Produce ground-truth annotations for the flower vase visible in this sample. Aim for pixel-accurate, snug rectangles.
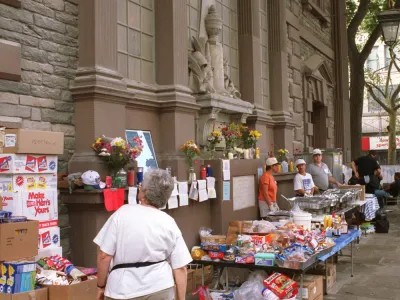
[209,144,216,159]
[249,148,255,159]
[113,168,127,188]
[188,167,196,184]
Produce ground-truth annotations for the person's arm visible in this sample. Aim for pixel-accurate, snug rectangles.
[262,184,272,207]
[173,266,188,300]
[351,161,359,178]
[97,249,113,288]
[309,176,317,195]
[329,176,342,187]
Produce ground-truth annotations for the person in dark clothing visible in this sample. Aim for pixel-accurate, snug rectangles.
[351,150,381,186]
[348,171,359,185]
[385,172,400,197]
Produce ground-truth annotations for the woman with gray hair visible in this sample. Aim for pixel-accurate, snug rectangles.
[94,169,192,300]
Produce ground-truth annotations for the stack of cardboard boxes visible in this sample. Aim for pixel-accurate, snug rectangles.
[0,129,63,258]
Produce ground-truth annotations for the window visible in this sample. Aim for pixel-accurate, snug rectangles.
[117,0,155,84]
[187,0,201,50]
[367,46,379,71]
[366,84,399,113]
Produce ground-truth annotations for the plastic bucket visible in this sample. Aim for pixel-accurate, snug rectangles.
[293,211,312,230]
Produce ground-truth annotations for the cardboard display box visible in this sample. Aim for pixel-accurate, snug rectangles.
[340,185,365,200]
[307,264,336,294]
[2,191,58,229]
[0,174,57,193]
[0,220,39,262]
[45,278,97,300]
[38,227,60,249]
[3,129,64,155]
[296,275,323,300]
[192,266,213,290]
[0,287,48,300]
[0,154,58,174]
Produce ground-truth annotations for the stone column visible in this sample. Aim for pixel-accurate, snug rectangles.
[267,0,295,152]
[155,0,199,177]
[69,0,128,176]
[333,0,351,161]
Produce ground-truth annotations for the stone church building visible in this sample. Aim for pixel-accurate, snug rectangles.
[0,0,350,262]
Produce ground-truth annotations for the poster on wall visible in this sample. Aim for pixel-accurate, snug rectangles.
[125,130,158,173]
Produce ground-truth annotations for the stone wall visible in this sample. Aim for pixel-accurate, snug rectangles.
[0,0,78,173]
[286,0,335,151]
[0,0,78,259]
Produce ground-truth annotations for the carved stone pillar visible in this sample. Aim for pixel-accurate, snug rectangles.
[333,0,351,161]
[267,0,295,151]
[69,0,128,176]
[238,0,262,109]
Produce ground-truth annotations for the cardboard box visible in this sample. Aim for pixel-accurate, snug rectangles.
[307,264,336,294]
[0,155,58,174]
[0,287,48,300]
[186,269,195,293]
[5,191,58,229]
[3,129,64,155]
[340,185,365,200]
[35,246,63,261]
[0,221,39,262]
[0,174,57,193]
[38,227,60,249]
[192,265,213,290]
[46,278,97,300]
[296,275,323,300]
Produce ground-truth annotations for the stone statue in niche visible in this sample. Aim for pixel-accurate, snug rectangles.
[188,37,215,94]
[224,56,241,99]
[188,4,240,98]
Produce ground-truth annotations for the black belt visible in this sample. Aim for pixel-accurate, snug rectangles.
[110,260,166,273]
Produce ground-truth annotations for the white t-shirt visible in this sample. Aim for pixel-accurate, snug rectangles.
[93,204,193,299]
[294,173,315,194]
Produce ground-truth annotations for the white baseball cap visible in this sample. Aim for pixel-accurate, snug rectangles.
[266,157,279,166]
[82,170,106,189]
[312,149,322,155]
[295,159,306,167]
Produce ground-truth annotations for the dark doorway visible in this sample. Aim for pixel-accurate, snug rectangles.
[311,102,327,148]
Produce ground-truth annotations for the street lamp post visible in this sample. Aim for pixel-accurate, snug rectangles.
[377,0,400,47]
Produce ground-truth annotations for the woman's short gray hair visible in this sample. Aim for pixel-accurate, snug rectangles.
[142,169,174,208]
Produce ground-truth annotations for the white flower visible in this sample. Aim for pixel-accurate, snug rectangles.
[111,137,126,147]
[234,147,244,154]
[100,148,108,152]
[99,152,111,156]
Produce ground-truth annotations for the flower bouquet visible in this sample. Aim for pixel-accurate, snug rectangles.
[221,122,241,156]
[277,148,289,162]
[240,126,262,149]
[92,136,144,176]
[181,140,200,168]
[206,130,223,158]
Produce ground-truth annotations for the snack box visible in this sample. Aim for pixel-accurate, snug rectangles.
[263,273,298,299]
[0,155,57,174]
[0,174,57,193]
[0,261,36,294]
[200,243,227,252]
[254,253,275,267]
[38,227,60,249]
[3,191,58,229]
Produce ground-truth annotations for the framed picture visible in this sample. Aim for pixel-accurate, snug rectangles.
[125,130,158,173]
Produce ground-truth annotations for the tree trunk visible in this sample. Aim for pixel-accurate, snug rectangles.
[349,62,365,160]
[388,110,397,165]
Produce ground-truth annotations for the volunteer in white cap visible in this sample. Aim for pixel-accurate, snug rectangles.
[307,149,342,193]
[258,157,280,217]
[294,159,317,196]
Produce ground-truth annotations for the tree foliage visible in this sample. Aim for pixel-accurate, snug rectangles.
[347,0,387,34]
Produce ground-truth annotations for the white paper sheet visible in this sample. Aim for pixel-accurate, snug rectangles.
[128,187,138,205]
[197,179,208,202]
[178,182,189,206]
[189,182,198,200]
[222,159,231,180]
[223,170,231,181]
[171,182,178,196]
[206,177,216,199]
[168,195,178,209]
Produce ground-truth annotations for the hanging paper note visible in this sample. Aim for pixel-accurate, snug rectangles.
[168,195,178,209]
[257,168,263,181]
[222,159,231,180]
[178,182,189,206]
[206,177,216,199]
[128,187,138,205]
[223,181,230,201]
[171,182,178,196]
[189,182,198,200]
[198,180,208,202]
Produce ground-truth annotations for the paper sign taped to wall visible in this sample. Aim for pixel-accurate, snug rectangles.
[223,181,230,201]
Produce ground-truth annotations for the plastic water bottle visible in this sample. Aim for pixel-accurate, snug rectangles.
[281,160,288,173]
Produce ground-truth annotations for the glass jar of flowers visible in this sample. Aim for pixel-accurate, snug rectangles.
[180,140,200,183]
[240,126,262,159]
[221,122,241,158]
[206,130,223,159]
[92,135,143,187]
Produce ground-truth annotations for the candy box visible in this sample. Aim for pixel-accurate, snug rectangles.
[263,273,298,299]
[38,227,60,249]
[0,263,7,294]
[254,253,275,266]
[3,261,36,294]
